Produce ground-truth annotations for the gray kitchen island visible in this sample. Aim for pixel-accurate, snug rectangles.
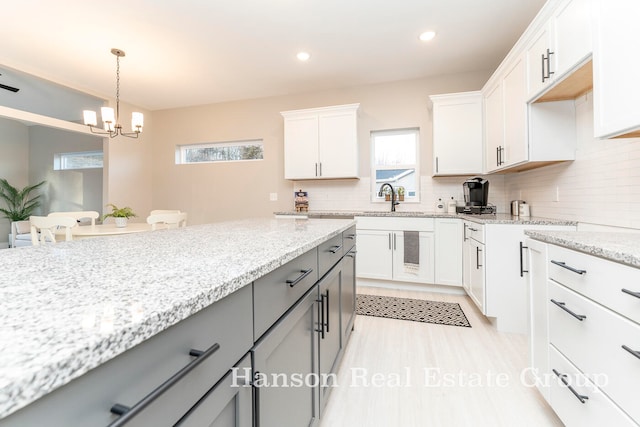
[0,217,356,427]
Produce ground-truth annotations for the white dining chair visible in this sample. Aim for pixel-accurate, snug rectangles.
[48,211,100,226]
[146,212,188,230]
[30,215,78,245]
[149,209,181,215]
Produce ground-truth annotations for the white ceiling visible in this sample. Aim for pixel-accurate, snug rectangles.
[0,0,546,112]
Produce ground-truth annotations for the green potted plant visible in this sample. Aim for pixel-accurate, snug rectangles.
[103,204,136,228]
[396,186,405,201]
[382,186,392,201]
[0,178,46,221]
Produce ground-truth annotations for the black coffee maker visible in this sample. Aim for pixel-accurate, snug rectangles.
[457,177,494,214]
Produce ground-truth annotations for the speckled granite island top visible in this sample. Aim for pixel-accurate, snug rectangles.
[526,230,640,269]
[0,217,354,419]
[275,210,576,226]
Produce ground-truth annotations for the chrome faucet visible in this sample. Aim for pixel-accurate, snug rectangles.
[378,183,400,212]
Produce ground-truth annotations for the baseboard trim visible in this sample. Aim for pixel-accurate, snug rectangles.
[356,278,466,295]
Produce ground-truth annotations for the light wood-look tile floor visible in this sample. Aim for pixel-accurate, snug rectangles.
[319,286,563,427]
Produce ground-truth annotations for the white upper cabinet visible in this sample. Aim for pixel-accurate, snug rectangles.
[282,104,359,180]
[482,0,584,173]
[484,81,504,172]
[592,0,640,138]
[502,55,529,167]
[526,24,554,100]
[430,91,483,176]
[484,53,528,173]
[551,0,592,78]
[526,0,592,102]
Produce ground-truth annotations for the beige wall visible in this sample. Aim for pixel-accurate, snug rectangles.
[103,100,154,223]
[0,117,29,245]
[152,70,492,224]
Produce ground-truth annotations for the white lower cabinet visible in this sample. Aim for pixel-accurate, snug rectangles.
[355,229,393,280]
[464,222,575,334]
[468,237,485,312]
[434,218,463,286]
[526,238,551,402]
[548,345,637,427]
[528,239,640,426]
[355,217,435,285]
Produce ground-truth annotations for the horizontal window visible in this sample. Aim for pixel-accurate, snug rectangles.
[54,151,103,170]
[176,140,264,164]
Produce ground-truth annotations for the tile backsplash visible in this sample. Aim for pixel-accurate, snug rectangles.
[504,93,640,230]
[293,175,507,213]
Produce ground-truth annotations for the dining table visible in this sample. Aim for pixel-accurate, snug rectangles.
[66,222,166,239]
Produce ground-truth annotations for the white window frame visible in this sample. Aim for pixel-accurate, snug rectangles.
[54,150,104,170]
[176,139,264,164]
[370,128,420,203]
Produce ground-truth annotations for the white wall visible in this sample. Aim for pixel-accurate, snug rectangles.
[504,92,640,229]
[0,117,29,245]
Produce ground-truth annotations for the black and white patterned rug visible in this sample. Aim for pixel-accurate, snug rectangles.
[356,294,471,328]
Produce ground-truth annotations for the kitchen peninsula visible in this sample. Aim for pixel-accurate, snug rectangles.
[0,217,356,426]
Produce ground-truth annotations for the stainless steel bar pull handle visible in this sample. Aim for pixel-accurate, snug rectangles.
[324,290,330,333]
[622,288,640,299]
[286,269,313,287]
[253,370,262,427]
[109,342,221,426]
[552,369,589,404]
[551,299,586,321]
[345,234,356,240]
[329,244,343,254]
[519,242,529,277]
[316,295,325,339]
[622,345,640,360]
[551,260,586,275]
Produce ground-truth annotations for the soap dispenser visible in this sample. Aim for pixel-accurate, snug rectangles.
[435,198,446,213]
[447,197,457,214]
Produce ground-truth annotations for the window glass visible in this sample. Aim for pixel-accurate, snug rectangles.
[54,151,103,170]
[177,140,264,164]
[371,129,419,201]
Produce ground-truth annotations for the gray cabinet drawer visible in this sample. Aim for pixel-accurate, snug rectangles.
[176,354,252,427]
[253,248,319,340]
[343,225,356,253]
[0,285,253,427]
[318,234,343,278]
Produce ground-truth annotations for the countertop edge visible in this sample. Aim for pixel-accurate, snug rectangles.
[274,211,577,226]
[525,230,640,269]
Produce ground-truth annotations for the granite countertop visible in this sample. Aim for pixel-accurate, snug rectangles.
[275,210,576,226]
[0,217,354,419]
[525,230,640,268]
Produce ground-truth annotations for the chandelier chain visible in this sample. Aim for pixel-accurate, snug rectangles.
[115,54,120,126]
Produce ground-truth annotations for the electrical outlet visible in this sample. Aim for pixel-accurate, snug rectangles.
[269,192,278,201]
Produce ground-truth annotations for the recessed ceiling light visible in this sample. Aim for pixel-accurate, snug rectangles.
[297,51,311,62]
[419,31,436,42]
